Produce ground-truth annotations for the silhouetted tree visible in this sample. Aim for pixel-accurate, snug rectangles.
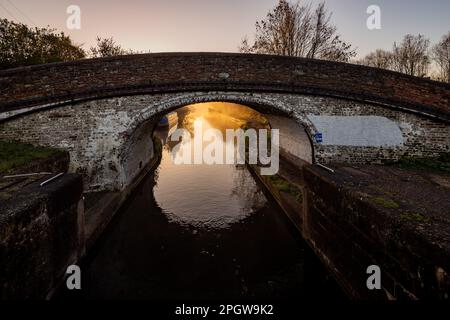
[239,0,356,62]
[0,19,85,69]
[392,34,430,77]
[89,37,134,57]
[358,49,393,70]
[432,31,450,83]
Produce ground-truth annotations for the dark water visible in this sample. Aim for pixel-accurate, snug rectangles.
[63,103,343,300]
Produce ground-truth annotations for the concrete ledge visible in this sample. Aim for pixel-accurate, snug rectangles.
[0,174,83,299]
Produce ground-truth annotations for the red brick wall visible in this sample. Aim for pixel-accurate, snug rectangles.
[1,53,449,121]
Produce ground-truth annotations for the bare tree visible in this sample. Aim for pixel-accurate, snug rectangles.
[238,36,253,53]
[239,0,355,62]
[358,49,393,70]
[90,37,133,58]
[432,31,450,83]
[391,34,430,77]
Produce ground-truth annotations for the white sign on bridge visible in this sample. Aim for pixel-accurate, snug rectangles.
[307,115,404,147]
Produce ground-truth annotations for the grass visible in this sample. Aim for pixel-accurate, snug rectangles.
[372,196,400,209]
[388,153,450,174]
[0,140,61,174]
[268,174,302,202]
[400,212,429,223]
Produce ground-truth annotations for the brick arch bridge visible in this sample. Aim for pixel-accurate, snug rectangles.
[0,53,449,191]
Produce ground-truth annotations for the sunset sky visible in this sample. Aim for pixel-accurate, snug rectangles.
[0,0,449,58]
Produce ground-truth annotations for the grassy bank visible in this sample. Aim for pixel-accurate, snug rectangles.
[268,174,302,202]
[388,153,450,174]
[0,140,62,174]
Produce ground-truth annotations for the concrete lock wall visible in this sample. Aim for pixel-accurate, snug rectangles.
[301,165,450,299]
[0,174,84,299]
[0,91,449,191]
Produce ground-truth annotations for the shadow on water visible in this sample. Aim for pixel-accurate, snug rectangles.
[60,103,344,300]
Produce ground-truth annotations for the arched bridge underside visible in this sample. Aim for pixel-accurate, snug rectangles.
[0,53,449,191]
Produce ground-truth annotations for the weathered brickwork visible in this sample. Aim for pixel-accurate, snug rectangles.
[0,91,449,191]
[0,53,449,121]
[302,165,450,299]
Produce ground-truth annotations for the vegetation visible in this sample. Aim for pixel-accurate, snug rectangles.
[240,0,355,62]
[432,32,450,83]
[241,1,448,82]
[358,34,430,77]
[359,49,393,70]
[372,197,400,209]
[388,153,450,174]
[0,140,61,173]
[0,19,140,69]
[89,37,136,58]
[392,34,431,77]
[268,174,302,202]
[358,32,450,82]
[0,18,85,69]
[400,212,429,223]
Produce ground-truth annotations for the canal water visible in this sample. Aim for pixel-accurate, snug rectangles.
[66,103,343,300]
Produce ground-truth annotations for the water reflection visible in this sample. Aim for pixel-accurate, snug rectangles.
[154,103,267,229]
[68,102,343,300]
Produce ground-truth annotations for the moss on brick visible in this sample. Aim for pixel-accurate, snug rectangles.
[400,211,429,223]
[388,153,450,174]
[372,196,400,209]
[268,174,302,202]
